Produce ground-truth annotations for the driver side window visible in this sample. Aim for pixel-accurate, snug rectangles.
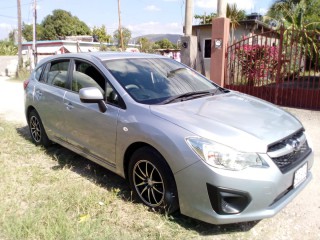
[71,61,105,95]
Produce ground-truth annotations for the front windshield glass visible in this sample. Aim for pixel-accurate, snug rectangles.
[104,58,218,104]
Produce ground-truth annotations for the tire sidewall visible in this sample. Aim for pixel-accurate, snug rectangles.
[128,147,179,214]
[28,110,50,147]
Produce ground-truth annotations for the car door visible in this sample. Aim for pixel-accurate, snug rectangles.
[34,59,71,140]
[62,59,119,165]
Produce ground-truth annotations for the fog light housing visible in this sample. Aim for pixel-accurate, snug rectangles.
[207,184,251,215]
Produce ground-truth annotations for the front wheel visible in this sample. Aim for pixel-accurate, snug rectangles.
[128,147,179,214]
[28,110,51,147]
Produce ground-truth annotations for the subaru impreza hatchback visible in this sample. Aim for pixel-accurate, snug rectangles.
[24,52,313,224]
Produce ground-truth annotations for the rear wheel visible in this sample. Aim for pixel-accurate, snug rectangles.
[28,110,51,147]
[128,147,179,214]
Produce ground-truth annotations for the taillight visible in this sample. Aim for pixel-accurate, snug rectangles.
[23,79,30,90]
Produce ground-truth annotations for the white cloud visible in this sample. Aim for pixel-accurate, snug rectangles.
[144,5,161,12]
[127,21,183,37]
[0,23,14,40]
[195,0,255,12]
[258,8,268,15]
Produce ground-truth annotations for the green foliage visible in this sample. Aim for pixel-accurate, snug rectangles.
[8,31,15,43]
[0,41,17,55]
[92,25,112,43]
[138,37,153,52]
[194,12,217,24]
[194,3,245,26]
[22,23,44,41]
[113,27,132,48]
[267,0,320,30]
[266,0,320,65]
[155,38,173,49]
[41,9,91,40]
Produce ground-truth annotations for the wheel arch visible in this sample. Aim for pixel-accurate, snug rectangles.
[123,142,174,182]
[26,106,37,124]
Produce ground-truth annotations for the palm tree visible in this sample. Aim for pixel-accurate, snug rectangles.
[267,0,320,72]
[226,3,246,44]
[267,0,320,30]
[194,3,245,44]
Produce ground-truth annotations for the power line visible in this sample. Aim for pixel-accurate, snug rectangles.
[0,0,43,10]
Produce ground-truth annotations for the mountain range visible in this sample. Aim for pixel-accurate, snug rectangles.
[130,34,182,44]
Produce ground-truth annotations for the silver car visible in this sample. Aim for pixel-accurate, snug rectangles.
[24,52,313,225]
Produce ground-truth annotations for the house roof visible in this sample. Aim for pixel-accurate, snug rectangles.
[192,19,273,32]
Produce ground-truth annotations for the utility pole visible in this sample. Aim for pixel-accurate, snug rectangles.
[17,0,22,72]
[181,0,196,68]
[184,0,193,36]
[117,0,124,51]
[32,0,37,66]
[217,0,227,17]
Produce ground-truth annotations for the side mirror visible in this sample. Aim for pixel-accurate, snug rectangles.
[79,87,107,113]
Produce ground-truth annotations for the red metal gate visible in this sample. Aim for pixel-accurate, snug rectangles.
[225,27,320,110]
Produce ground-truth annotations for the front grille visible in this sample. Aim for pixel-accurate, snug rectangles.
[268,131,303,152]
[267,131,311,173]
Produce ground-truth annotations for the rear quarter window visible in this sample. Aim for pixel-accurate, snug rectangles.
[33,65,44,81]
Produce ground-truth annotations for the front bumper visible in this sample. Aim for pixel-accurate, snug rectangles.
[174,150,313,225]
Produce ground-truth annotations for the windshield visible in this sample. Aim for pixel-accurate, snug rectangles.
[104,58,219,104]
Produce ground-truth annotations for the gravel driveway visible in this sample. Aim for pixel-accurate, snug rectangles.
[0,76,319,239]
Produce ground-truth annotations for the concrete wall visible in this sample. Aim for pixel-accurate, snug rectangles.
[0,56,19,76]
[0,55,51,77]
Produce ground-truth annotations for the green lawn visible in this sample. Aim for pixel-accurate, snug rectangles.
[0,118,255,240]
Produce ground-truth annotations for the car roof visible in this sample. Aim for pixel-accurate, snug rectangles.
[36,52,167,67]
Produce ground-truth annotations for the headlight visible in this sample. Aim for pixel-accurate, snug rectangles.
[186,137,265,171]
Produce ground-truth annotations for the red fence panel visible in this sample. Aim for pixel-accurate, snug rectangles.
[225,27,320,110]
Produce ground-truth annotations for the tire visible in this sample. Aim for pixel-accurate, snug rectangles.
[128,146,179,214]
[28,110,51,147]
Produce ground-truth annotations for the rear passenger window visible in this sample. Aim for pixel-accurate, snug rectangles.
[71,61,105,94]
[46,60,70,89]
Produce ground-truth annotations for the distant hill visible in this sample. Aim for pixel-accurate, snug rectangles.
[131,34,182,44]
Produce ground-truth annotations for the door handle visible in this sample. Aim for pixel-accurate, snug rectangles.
[35,89,42,96]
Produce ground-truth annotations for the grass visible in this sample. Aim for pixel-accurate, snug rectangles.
[0,118,257,240]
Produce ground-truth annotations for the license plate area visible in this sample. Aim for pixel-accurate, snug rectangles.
[293,163,308,188]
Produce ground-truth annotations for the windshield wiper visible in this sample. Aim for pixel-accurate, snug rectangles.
[160,90,214,104]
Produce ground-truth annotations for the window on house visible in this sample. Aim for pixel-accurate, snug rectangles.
[204,39,212,58]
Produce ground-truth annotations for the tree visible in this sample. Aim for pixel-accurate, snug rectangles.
[8,30,15,43]
[194,3,246,42]
[194,12,217,24]
[155,38,173,49]
[41,9,91,40]
[267,0,320,30]
[138,37,153,52]
[22,23,44,41]
[267,0,320,70]
[92,25,112,43]
[0,41,17,55]
[227,4,246,43]
[113,27,131,48]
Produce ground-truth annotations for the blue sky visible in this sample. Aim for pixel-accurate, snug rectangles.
[0,0,274,40]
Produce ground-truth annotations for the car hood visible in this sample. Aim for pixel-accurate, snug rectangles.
[150,92,302,153]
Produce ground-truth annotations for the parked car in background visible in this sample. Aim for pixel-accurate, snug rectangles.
[24,52,313,224]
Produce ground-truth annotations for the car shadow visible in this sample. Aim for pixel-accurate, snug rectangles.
[16,125,259,235]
